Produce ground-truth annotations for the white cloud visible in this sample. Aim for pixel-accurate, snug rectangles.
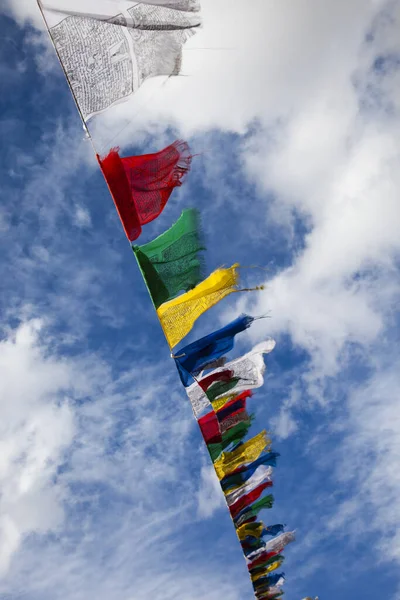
[0,320,75,574]
[329,363,400,563]
[235,1,400,388]
[74,205,91,228]
[0,320,250,599]
[272,406,298,440]
[197,464,225,519]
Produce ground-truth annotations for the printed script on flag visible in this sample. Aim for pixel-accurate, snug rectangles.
[41,0,200,120]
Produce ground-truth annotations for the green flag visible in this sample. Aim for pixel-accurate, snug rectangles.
[133,208,205,309]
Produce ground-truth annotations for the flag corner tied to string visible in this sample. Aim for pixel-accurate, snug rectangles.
[98,140,192,241]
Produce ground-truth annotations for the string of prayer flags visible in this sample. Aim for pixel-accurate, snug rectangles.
[40,1,201,121]
[133,208,205,307]
[38,0,296,593]
[98,141,192,241]
[157,264,242,349]
[174,314,255,386]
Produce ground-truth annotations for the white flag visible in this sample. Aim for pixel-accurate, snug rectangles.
[225,466,273,506]
[186,339,276,418]
[40,0,201,120]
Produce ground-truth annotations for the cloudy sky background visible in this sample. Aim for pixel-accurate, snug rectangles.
[1,0,400,598]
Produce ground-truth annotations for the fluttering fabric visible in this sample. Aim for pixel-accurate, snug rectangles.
[253,573,285,589]
[198,369,233,391]
[264,532,296,554]
[212,393,236,412]
[225,466,273,507]
[248,550,282,570]
[210,389,253,417]
[220,409,252,434]
[229,482,272,518]
[251,558,284,581]
[220,452,280,492]
[42,1,201,121]
[174,314,255,386]
[249,554,284,574]
[262,524,285,537]
[246,532,296,562]
[256,586,284,600]
[220,419,252,448]
[199,404,252,447]
[99,141,191,241]
[214,430,270,480]
[212,340,276,397]
[157,264,241,349]
[255,587,284,600]
[237,521,265,542]
[198,410,221,444]
[133,208,205,306]
[216,392,249,422]
[184,340,275,417]
[205,378,240,401]
[239,523,284,545]
[40,0,293,594]
[234,494,275,527]
[207,421,252,462]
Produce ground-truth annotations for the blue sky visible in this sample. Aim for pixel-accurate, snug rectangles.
[1,1,400,599]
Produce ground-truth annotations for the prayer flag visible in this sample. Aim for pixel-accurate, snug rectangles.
[99,141,191,241]
[185,340,275,417]
[220,452,280,492]
[234,495,275,527]
[229,482,273,519]
[226,466,273,507]
[213,430,270,480]
[40,0,201,120]
[133,208,204,306]
[174,314,255,386]
[157,264,240,349]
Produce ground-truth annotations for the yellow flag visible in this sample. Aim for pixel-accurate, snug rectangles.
[214,430,270,480]
[156,264,240,349]
[212,394,235,411]
[250,560,282,582]
[236,522,264,541]
[265,560,282,573]
[251,568,270,582]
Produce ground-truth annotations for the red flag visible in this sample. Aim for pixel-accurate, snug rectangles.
[229,482,273,519]
[98,140,192,241]
[199,370,234,392]
[247,550,282,571]
[198,411,221,444]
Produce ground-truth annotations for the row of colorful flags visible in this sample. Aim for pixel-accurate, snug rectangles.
[38,1,295,597]
[133,199,295,598]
